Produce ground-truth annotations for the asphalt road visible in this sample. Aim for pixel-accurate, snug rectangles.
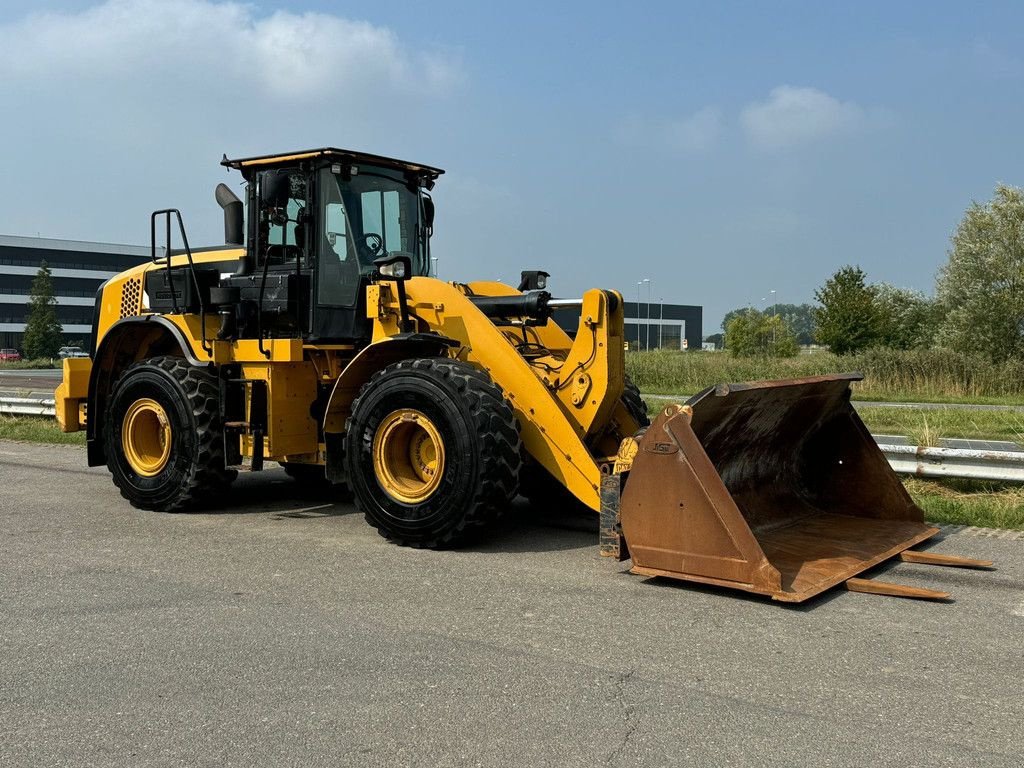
[2,441,1023,768]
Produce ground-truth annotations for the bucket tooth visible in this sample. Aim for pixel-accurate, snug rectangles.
[618,374,945,603]
[845,577,951,601]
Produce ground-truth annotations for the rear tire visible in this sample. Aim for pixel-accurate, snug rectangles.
[345,358,521,548]
[104,356,235,511]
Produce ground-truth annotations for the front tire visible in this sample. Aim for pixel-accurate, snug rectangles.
[105,356,235,511]
[621,375,651,430]
[345,358,521,548]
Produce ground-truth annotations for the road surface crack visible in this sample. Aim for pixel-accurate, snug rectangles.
[605,667,639,766]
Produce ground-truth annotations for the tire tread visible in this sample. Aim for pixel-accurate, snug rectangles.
[348,358,522,548]
[107,356,234,511]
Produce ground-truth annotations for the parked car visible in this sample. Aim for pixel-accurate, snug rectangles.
[0,348,22,362]
[58,346,89,359]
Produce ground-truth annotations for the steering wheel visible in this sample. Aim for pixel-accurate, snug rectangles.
[360,232,385,258]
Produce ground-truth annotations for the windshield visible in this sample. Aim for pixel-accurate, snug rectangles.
[318,166,426,307]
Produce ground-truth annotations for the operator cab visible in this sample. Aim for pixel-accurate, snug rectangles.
[219,148,442,343]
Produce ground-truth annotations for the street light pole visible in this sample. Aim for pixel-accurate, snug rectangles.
[770,289,777,344]
[636,281,642,349]
[644,278,651,351]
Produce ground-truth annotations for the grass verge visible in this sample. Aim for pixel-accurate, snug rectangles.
[903,477,1024,530]
[855,407,1024,445]
[0,416,85,445]
[626,348,1024,404]
[644,399,1024,444]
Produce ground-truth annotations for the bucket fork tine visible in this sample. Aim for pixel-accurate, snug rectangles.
[845,578,951,601]
[899,550,994,569]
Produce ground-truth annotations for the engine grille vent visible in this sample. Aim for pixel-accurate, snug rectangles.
[120,278,142,318]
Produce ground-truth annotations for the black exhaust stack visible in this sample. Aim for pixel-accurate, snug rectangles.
[215,183,244,246]
[215,183,250,278]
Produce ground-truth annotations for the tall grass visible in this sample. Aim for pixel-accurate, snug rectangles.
[627,348,1024,402]
[855,406,1024,445]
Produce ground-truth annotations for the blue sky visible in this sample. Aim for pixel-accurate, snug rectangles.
[0,1,1021,330]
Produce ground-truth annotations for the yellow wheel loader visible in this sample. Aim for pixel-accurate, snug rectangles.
[55,148,991,601]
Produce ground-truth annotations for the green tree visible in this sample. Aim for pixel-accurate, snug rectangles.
[814,266,882,355]
[22,261,63,359]
[875,283,936,350]
[721,302,816,345]
[773,303,816,346]
[721,307,748,334]
[936,184,1024,362]
[725,309,798,357]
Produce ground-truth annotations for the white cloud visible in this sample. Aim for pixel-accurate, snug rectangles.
[0,0,459,99]
[740,86,866,150]
[617,106,722,154]
[0,1,463,243]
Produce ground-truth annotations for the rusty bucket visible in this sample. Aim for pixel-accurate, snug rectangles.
[617,374,940,602]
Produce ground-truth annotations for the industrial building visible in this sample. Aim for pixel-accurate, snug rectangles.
[555,300,702,351]
[0,233,702,354]
[0,234,153,351]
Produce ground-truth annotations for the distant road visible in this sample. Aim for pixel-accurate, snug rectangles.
[0,368,60,378]
[0,369,61,395]
[642,392,1024,412]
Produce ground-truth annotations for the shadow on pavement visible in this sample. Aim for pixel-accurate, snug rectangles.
[187,473,600,553]
[189,467,356,519]
[465,498,599,554]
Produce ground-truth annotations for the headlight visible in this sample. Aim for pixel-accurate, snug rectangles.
[379,262,406,279]
[518,270,550,291]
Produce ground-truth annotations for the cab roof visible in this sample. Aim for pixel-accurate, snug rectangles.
[220,148,444,180]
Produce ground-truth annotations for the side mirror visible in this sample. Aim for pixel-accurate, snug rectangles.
[422,197,435,231]
[260,169,291,208]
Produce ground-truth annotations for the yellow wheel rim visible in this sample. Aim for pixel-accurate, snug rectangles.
[372,409,445,504]
[121,397,172,477]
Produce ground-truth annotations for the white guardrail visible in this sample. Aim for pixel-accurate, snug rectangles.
[878,443,1024,483]
[2,395,1024,483]
[1,395,56,417]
